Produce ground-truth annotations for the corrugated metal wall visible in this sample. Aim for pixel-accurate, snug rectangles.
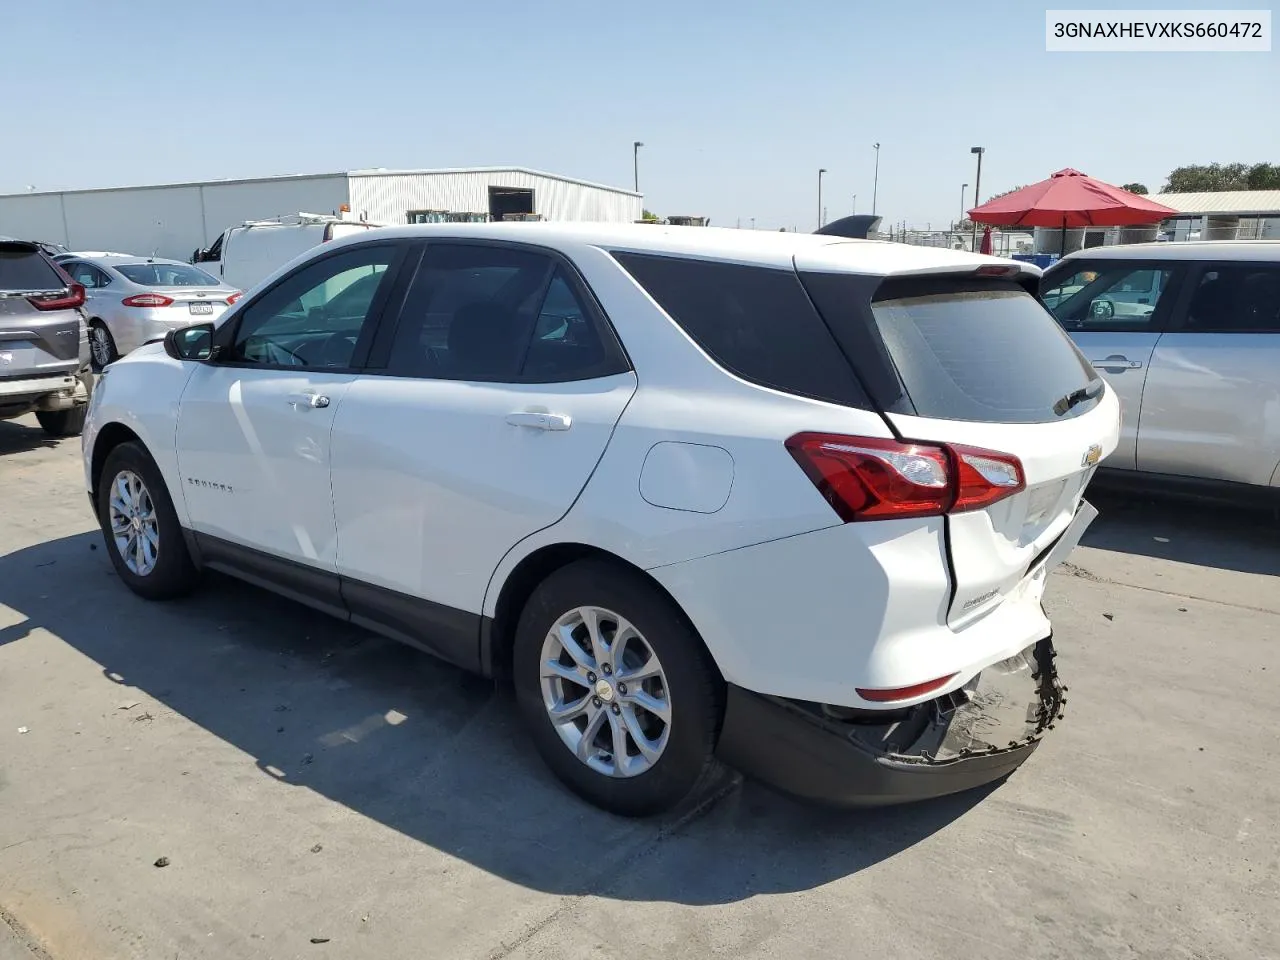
[0,176,350,261]
[348,171,642,226]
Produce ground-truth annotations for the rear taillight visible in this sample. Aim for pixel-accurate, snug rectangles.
[226,291,243,305]
[122,294,175,308]
[27,282,86,311]
[785,432,1024,521]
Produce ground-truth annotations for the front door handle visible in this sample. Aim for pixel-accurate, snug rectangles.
[506,411,572,431]
[287,392,330,409]
[1091,355,1143,371]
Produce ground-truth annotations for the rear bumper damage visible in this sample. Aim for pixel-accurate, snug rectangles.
[716,637,1064,807]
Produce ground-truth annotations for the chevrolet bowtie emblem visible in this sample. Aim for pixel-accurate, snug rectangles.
[1082,444,1102,468]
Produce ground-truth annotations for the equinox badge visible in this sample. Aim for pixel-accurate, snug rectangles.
[1082,444,1102,468]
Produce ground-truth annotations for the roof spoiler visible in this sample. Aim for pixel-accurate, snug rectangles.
[815,215,882,240]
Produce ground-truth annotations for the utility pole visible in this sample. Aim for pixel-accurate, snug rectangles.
[817,168,827,229]
[871,143,880,215]
[970,147,985,251]
[633,141,644,194]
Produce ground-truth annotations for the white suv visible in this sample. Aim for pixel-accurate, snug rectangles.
[82,224,1118,816]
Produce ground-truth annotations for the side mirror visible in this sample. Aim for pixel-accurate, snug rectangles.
[1090,299,1115,322]
[164,322,215,361]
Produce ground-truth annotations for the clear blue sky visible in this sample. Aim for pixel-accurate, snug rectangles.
[2,0,1275,229]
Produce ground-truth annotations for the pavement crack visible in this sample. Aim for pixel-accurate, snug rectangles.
[1055,564,1280,616]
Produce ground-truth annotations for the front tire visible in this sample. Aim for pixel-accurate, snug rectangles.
[96,442,200,600]
[513,560,723,817]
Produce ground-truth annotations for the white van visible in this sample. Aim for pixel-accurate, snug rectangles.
[192,213,378,292]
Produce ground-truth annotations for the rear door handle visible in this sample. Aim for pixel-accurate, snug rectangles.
[1091,355,1143,371]
[286,392,330,409]
[505,411,572,431]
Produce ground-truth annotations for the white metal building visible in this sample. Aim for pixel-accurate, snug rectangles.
[0,168,643,262]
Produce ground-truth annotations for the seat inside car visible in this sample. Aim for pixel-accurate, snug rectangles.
[446,301,528,379]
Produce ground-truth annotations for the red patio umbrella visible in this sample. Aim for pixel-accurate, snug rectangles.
[967,168,1177,255]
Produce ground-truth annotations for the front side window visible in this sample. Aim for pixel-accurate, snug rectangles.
[1184,265,1280,333]
[229,246,395,368]
[384,244,623,383]
[1041,262,1174,331]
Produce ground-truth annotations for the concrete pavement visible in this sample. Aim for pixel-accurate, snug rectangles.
[1,415,1276,959]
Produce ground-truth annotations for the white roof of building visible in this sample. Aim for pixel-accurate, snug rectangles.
[1147,191,1280,216]
[0,167,639,200]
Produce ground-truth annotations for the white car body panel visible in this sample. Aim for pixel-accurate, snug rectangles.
[82,343,196,524]
[330,372,638,613]
[175,365,358,568]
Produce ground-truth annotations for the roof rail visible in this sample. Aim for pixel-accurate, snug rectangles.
[240,212,344,228]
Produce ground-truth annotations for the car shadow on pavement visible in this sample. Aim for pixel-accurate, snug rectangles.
[0,421,59,457]
[0,531,990,906]
[1082,490,1280,578]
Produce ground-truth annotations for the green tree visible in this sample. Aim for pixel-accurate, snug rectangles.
[1121,182,1149,195]
[1164,163,1252,192]
[641,209,659,222]
[1246,163,1280,189]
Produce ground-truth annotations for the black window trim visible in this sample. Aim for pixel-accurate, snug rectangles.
[1164,259,1280,335]
[1039,258,1187,335]
[208,239,412,373]
[360,237,633,384]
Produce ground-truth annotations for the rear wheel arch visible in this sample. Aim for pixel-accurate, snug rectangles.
[486,543,724,691]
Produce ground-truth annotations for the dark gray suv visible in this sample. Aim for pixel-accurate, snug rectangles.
[0,238,94,436]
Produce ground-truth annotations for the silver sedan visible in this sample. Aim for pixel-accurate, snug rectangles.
[59,255,241,369]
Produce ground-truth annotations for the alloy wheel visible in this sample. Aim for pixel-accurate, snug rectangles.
[539,605,672,778]
[107,469,159,576]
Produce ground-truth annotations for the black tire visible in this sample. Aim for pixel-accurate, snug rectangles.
[35,405,87,437]
[89,321,118,371]
[513,559,723,817]
[96,441,200,600]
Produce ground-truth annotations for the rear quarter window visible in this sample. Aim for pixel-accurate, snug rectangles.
[866,278,1100,423]
[0,246,64,292]
[612,252,870,408]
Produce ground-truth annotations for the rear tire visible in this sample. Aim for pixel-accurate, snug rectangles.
[96,441,200,600]
[36,405,87,437]
[513,560,723,817]
[89,321,118,371]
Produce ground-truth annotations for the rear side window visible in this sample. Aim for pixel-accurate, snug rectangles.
[612,253,869,408]
[866,278,1099,423]
[0,246,64,292]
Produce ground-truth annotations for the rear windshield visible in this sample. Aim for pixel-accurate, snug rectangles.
[0,246,64,292]
[612,252,870,408]
[865,278,1099,423]
[116,263,219,287]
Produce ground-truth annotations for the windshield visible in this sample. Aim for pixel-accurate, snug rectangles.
[116,263,220,287]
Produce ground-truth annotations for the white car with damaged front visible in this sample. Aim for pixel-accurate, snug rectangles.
[83,223,1118,816]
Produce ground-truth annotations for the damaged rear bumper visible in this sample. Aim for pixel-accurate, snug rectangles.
[716,637,1064,807]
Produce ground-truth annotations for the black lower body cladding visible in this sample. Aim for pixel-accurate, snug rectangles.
[716,638,1064,807]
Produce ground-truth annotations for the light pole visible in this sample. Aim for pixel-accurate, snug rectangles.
[817,168,827,229]
[633,141,643,194]
[970,146,985,250]
[852,194,857,214]
[960,183,968,225]
[871,143,880,215]
[750,217,756,229]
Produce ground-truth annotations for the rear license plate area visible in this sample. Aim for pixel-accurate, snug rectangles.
[189,302,214,315]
